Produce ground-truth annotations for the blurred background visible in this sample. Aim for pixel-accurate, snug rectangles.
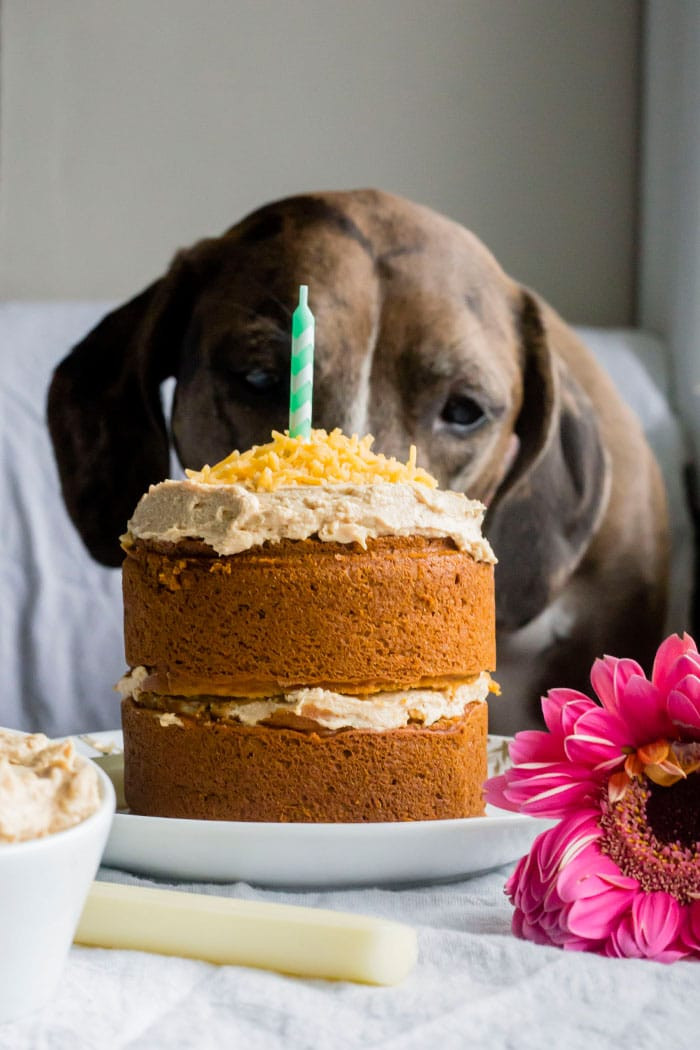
[1,0,641,324]
[1,0,699,731]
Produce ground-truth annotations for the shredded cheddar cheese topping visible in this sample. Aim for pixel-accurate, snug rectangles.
[185,429,438,491]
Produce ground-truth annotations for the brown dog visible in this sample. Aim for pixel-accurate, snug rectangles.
[47,189,669,733]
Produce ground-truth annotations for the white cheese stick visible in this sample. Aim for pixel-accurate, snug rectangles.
[75,881,418,986]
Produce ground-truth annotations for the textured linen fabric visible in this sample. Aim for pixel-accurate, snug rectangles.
[1,865,697,1049]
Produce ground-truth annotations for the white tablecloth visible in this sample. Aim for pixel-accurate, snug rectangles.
[2,864,698,1050]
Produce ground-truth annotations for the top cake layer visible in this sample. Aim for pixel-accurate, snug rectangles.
[121,430,497,696]
[125,429,496,561]
[122,534,496,695]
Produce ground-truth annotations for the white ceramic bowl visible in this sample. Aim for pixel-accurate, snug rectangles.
[0,759,115,1024]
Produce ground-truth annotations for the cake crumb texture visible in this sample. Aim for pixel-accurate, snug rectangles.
[123,536,496,695]
[122,697,488,822]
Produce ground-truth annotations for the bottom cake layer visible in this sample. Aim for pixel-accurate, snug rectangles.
[121,697,488,822]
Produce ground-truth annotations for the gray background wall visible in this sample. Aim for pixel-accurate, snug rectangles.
[0,0,641,325]
[639,2,700,477]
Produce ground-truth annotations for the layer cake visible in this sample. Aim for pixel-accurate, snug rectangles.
[118,430,497,822]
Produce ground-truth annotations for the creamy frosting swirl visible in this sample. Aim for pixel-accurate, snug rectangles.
[125,480,496,562]
[0,731,100,843]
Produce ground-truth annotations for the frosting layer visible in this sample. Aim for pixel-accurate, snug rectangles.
[125,480,496,562]
[118,668,492,732]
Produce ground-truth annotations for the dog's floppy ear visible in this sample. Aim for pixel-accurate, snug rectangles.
[485,291,611,630]
[47,251,204,567]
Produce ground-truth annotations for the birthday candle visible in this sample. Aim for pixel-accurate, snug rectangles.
[289,285,315,439]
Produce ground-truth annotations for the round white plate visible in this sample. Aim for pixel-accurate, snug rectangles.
[75,731,550,888]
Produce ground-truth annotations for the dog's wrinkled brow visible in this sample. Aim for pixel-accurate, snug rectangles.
[397,343,473,385]
[209,326,288,367]
[395,341,509,418]
[206,297,290,344]
[248,295,293,328]
[238,196,375,260]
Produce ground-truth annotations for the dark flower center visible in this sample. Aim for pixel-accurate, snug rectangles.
[599,772,700,905]
[646,772,700,849]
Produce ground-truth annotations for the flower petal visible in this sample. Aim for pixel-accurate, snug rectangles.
[516,914,556,947]
[503,765,598,818]
[607,914,640,958]
[541,689,597,738]
[561,934,604,952]
[606,929,686,963]
[590,656,617,709]
[607,771,631,804]
[591,656,646,716]
[643,759,686,787]
[607,893,684,961]
[482,773,515,811]
[652,633,699,694]
[636,739,669,765]
[557,846,637,903]
[571,705,628,745]
[564,707,628,770]
[564,730,624,770]
[667,675,700,736]
[509,817,587,890]
[616,675,672,744]
[505,853,529,901]
[566,883,637,941]
[538,811,602,879]
[633,892,682,956]
[509,730,565,765]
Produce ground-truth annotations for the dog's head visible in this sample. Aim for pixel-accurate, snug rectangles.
[47,189,609,631]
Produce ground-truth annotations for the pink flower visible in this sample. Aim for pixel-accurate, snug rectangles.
[484,633,700,961]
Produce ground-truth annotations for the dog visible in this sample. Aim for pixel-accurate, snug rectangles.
[47,189,670,733]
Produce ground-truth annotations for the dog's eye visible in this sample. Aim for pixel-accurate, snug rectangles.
[243,367,280,392]
[440,393,487,431]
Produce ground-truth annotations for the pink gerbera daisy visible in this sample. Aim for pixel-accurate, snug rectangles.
[484,633,700,961]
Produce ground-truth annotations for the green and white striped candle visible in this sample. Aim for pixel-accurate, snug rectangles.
[289,284,315,439]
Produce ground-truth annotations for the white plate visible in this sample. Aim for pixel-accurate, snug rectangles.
[75,731,550,889]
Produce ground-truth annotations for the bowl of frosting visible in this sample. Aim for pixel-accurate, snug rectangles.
[0,728,115,1024]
